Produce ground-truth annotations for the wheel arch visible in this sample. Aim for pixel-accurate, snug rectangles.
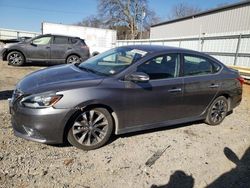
[62,103,119,143]
[5,49,26,61]
[219,93,232,111]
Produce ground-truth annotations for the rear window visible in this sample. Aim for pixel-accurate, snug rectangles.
[53,36,68,44]
[80,39,87,46]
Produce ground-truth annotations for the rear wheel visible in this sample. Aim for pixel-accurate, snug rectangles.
[205,96,228,125]
[67,108,113,150]
[66,55,80,64]
[7,51,25,66]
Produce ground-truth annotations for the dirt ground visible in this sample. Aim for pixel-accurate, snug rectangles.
[0,61,249,188]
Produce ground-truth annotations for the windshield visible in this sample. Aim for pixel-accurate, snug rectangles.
[78,47,148,76]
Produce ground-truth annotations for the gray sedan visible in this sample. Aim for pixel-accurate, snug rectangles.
[9,45,243,150]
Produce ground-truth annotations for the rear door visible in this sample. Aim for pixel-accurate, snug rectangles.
[182,53,222,117]
[50,36,69,62]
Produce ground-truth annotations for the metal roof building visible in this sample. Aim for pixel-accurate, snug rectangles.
[150,1,250,39]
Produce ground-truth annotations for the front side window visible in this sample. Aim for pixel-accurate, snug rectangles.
[32,37,51,45]
[183,55,218,76]
[53,36,68,44]
[137,54,180,80]
[78,47,148,76]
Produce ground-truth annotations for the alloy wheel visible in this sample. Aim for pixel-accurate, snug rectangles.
[210,99,227,124]
[72,110,109,146]
[8,53,23,65]
[67,55,80,64]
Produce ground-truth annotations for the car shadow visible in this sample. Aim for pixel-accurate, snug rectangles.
[54,120,204,148]
[151,170,195,188]
[0,90,13,100]
[22,61,58,67]
[107,120,204,145]
[206,146,250,188]
[150,146,250,188]
[47,142,73,148]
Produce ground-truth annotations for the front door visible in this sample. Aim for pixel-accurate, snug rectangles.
[121,53,186,129]
[26,36,52,61]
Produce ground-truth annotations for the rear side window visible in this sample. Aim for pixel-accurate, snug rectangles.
[69,38,78,44]
[183,55,220,76]
[53,36,68,44]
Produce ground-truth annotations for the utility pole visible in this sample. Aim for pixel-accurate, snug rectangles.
[140,9,146,39]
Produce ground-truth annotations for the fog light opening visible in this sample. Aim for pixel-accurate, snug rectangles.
[23,126,35,136]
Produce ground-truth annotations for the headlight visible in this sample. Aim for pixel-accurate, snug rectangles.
[20,94,62,108]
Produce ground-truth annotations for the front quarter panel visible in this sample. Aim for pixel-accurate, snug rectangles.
[53,78,127,132]
[7,43,27,57]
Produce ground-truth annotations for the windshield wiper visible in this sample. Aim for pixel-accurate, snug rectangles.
[77,66,108,76]
[77,66,90,72]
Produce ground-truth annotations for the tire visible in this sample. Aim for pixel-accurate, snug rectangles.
[66,55,81,64]
[205,96,228,126]
[7,51,25,66]
[67,108,114,150]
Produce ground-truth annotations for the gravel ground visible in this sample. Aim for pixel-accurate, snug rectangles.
[0,61,249,188]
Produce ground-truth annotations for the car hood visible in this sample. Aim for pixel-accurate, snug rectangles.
[16,64,104,94]
[3,41,24,48]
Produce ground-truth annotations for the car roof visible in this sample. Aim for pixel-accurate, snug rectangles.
[122,45,201,54]
[39,34,83,40]
[119,45,223,65]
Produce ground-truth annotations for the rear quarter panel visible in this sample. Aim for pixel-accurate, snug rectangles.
[216,68,242,110]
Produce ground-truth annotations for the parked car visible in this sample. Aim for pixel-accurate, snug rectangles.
[9,45,243,150]
[1,34,90,66]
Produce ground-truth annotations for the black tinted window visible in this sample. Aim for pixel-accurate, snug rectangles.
[69,38,78,44]
[53,37,68,44]
[137,54,180,80]
[183,55,218,76]
[80,39,86,46]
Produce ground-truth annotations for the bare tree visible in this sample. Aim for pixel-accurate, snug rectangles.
[98,0,159,39]
[168,3,202,19]
[76,15,106,28]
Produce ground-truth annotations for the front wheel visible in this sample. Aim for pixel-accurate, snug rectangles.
[67,108,113,150]
[66,55,81,64]
[7,51,25,66]
[205,96,228,126]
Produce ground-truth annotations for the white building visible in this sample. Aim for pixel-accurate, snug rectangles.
[150,1,250,39]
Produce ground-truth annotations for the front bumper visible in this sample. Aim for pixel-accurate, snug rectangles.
[9,100,74,144]
[0,48,7,60]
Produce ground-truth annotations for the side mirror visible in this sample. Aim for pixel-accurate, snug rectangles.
[125,72,150,82]
[30,42,37,46]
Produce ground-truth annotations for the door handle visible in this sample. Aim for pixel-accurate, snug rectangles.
[209,84,219,88]
[168,88,182,93]
[46,46,50,49]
